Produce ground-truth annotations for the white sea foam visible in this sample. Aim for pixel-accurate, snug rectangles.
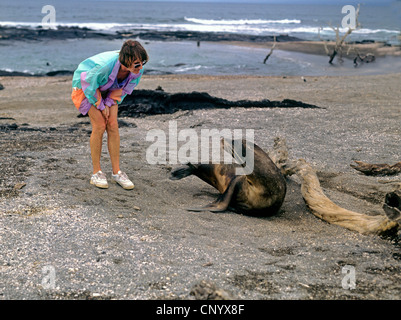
[184,17,301,25]
[0,21,43,28]
[175,65,202,72]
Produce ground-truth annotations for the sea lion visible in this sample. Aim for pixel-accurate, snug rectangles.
[170,139,286,216]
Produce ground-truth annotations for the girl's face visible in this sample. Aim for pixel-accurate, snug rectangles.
[121,60,143,74]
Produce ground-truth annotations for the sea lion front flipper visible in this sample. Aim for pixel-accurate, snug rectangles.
[186,176,241,213]
[170,163,197,180]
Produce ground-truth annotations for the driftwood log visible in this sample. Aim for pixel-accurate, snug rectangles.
[269,137,399,236]
[351,160,401,176]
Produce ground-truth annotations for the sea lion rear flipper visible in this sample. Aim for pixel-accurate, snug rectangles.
[187,176,240,213]
[187,199,228,213]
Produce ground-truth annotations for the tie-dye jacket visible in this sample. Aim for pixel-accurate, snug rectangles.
[71,50,143,115]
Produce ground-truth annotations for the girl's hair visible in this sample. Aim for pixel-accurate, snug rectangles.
[119,40,149,67]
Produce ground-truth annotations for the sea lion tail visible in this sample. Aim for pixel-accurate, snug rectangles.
[170,163,196,180]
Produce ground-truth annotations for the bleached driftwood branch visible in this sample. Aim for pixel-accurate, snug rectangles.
[318,28,330,56]
[269,137,399,235]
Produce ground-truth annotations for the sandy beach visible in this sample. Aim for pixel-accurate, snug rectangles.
[2,0,401,304]
[1,66,401,300]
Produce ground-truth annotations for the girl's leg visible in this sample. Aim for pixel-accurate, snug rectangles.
[106,104,120,175]
[88,106,107,174]
[105,104,134,190]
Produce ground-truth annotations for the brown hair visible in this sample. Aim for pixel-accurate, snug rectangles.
[119,40,149,67]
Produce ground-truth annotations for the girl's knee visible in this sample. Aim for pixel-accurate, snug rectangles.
[106,119,119,132]
[92,119,107,134]
[88,107,107,133]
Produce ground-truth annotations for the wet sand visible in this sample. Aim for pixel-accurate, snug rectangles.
[220,40,401,58]
[0,73,401,300]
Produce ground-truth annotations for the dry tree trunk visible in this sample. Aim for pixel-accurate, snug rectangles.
[328,24,354,64]
[269,137,399,235]
[319,4,361,64]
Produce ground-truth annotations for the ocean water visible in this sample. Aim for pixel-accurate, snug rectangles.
[0,0,400,76]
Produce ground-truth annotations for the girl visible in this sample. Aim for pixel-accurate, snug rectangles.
[72,40,148,189]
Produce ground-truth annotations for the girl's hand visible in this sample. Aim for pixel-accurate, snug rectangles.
[102,106,109,123]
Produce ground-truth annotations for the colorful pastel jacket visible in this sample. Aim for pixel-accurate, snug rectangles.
[71,50,143,115]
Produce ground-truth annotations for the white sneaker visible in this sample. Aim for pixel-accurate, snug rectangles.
[90,170,109,189]
[111,171,134,190]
